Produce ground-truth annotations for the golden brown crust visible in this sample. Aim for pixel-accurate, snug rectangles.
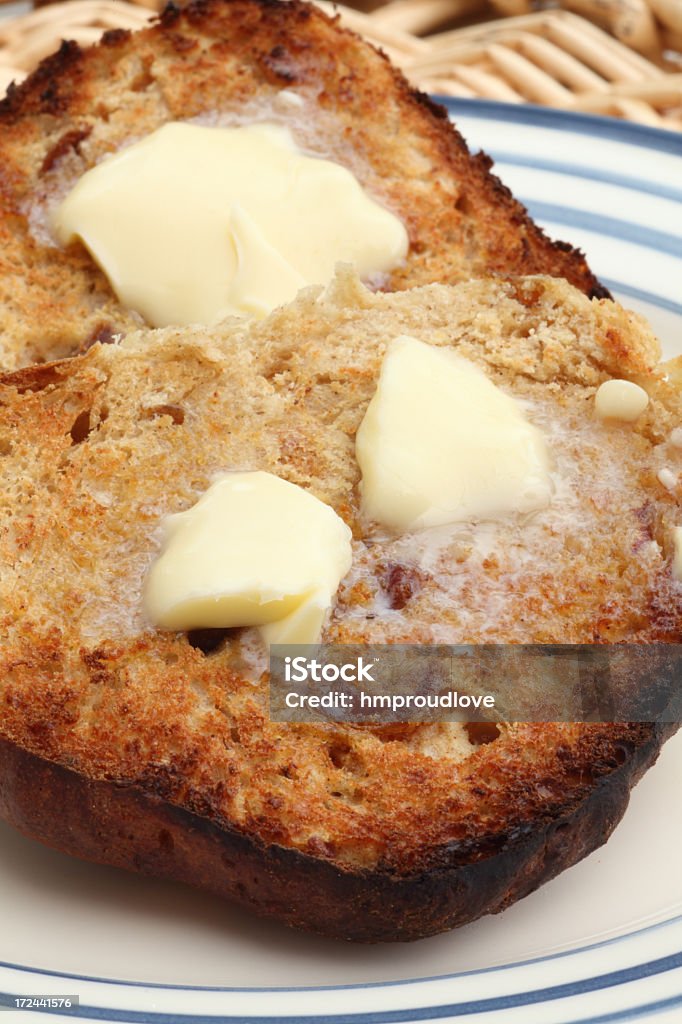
[0,724,673,942]
[0,0,606,369]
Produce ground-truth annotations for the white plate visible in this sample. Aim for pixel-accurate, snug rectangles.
[1,100,682,1024]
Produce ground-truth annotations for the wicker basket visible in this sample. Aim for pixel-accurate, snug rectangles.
[0,0,681,129]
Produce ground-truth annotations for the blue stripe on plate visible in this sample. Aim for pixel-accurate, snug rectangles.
[2,996,681,1024]
[600,280,682,317]
[568,992,682,1024]
[2,952,682,1022]
[487,153,682,206]
[517,200,682,258]
[439,99,682,157]
[2,912,682,993]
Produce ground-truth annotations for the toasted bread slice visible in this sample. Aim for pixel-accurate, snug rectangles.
[0,271,679,941]
[0,0,607,371]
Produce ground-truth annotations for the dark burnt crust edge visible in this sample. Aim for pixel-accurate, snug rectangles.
[0,724,674,943]
[0,0,609,301]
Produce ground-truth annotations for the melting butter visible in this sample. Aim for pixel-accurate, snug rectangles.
[356,335,553,532]
[51,122,408,327]
[143,472,352,645]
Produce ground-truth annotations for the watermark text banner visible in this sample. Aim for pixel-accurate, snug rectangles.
[269,644,682,723]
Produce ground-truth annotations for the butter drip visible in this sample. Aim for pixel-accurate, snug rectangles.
[51,122,408,328]
[594,379,649,422]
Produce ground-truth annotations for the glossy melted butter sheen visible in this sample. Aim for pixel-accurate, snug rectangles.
[356,336,553,532]
[51,122,408,327]
[143,472,352,645]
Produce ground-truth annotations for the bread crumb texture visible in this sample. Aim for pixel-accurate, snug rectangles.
[0,272,678,875]
[0,0,605,370]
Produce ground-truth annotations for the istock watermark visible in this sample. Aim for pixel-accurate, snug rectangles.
[269,644,682,724]
[283,655,377,683]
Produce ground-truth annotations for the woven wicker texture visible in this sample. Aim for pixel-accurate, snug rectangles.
[0,0,680,128]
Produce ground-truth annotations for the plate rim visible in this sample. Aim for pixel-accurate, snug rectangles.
[0,910,681,992]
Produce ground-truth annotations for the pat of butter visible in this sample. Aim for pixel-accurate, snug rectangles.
[51,121,408,328]
[672,527,682,582]
[356,335,553,532]
[144,472,352,644]
[595,379,649,422]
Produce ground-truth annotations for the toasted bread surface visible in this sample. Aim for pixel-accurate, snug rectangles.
[0,272,679,940]
[0,0,607,370]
